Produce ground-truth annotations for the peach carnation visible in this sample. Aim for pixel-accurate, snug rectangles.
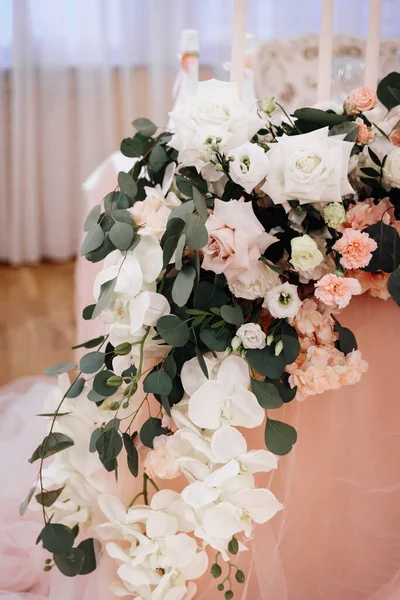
[314,273,362,309]
[355,117,374,144]
[333,228,377,269]
[346,86,377,114]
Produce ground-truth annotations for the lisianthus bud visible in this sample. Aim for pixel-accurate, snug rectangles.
[261,97,277,116]
[266,334,274,346]
[231,335,242,351]
[274,340,283,356]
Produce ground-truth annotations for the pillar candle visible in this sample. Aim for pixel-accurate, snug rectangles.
[364,0,382,89]
[317,0,334,102]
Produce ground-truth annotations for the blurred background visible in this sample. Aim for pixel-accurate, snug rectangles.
[1,0,400,387]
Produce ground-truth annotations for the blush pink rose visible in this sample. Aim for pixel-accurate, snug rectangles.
[202,199,277,279]
[314,273,362,309]
[355,117,374,144]
[144,435,180,480]
[347,87,377,113]
[342,197,392,231]
[333,228,377,269]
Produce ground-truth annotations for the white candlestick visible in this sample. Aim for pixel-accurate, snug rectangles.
[317,0,334,102]
[230,0,248,99]
[364,0,382,89]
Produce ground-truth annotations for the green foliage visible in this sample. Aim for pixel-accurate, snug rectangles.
[184,213,208,249]
[157,315,190,347]
[118,171,137,199]
[329,121,359,141]
[82,304,96,320]
[132,117,157,137]
[35,486,64,507]
[83,205,101,232]
[200,326,232,352]
[251,378,283,409]
[95,422,123,472]
[45,362,77,377]
[211,563,222,578]
[143,370,173,395]
[388,267,400,306]
[149,145,169,172]
[93,370,119,396]
[29,433,74,463]
[246,346,286,379]
[72,336,105,350]
[377,72,400,111]
[161,217,186,268]
[120,137,143,158]
[140,417,169,448]
[41,523,75,554]
[92,277,117,319]
[175,233,186,271]
[220,304,244,325]
[293,107,349,127]
[363,222,400,273]
[172,265,196,307]
[81,224,104,255]
[79,351,105,374]
[19,487,35,516]
[193,281,229,311]
[109,221,135,250]
[334,321,357,355]
[265,419,297,455]
[193,187,208,220]
[123,433,139,477]
[235,570,245,584]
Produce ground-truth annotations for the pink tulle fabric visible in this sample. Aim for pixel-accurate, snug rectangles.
[2,158,399,600]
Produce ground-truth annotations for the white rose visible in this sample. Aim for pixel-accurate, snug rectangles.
[383,148,400,188]
[236,323,266,350]
[131,185,181,239]
[262,127,354,205]
[228,261,280,300]
[290,234,324,272]
[323,202,346,229]
[228,141,269,193]
[168,79,264,171]
[263,282,302,319]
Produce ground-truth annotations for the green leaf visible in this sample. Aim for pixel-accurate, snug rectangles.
[66,377,85,398]
[95,427,123,469]
[41,523,75,553]
[93,369,119,397]
[143,370,173,395]
[271,376,297,403]
[281,332,300,364]
[251,378,283,409]
[329,121,359,142]
[81,224,104,256]
[118,171,137,199]
[92,277,117,319]
[377,72,400,110]
[246,346,286,379]
[132,117,157,137]
[45,362,77,377]
[363,223,400,273]
[163,355,177,379]
[172,265,196,307]
[160,394,172,417]
[368,146,381,167]
[35,486,64,507]
[72,336,105,350]
[157,315,190,347]
[293,108,349,126]
[196,346,209,379]
[185,213,208,249]
[265,419,297,455]
[87,388,106,403]
[109,221,134,250]
[193,281,229,311]
[388,267,400,306]
[334,322,357,355]
[193,187,208,221]
[123,433,139,477]
[84,205,101,232]
[120,137,143,158]
[19,486,35,516]
[111,209,135,225]
[169,200,195,221]
[200,326,232,352]
[175,233,186,271]
[29,432,74,463]
[140,417,168,448]
[220,304,244,325]
[82,304,96,320]
[77,538,98,575]
[149,145,168,172]
[161,217,185,268]
[79,351,105,374]
[360,167,380,178]
[54,548,84,577]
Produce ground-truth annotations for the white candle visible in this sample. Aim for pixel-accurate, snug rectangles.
[364,0,382,89]
[317,0,334,102]
[230,0,248,99]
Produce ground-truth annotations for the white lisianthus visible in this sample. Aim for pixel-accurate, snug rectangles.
[168,79,264,171]
[262,127,354,205]
[323,202,347,229]
[228,141,269,193]
[290,234,324,272]
[263,282,302,319]
[228,260,280,300]
[383,147,400,188]
[236,323,266,350]
[131,184,181,239]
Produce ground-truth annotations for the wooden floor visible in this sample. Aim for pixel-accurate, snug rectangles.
[0,262,76,386]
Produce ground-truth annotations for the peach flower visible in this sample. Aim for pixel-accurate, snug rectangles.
[355,117,374,144]
[202,199,277,279]
[346,87,377,114]
[290,298,323,337]
[314,273,362,309]
[342,197,392,231]
[144,435,180,480]
[348,269,391,300]
[333,228,377,269]
[336,350,369,386]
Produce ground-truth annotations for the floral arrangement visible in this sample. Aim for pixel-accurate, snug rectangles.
[21,74,400,599]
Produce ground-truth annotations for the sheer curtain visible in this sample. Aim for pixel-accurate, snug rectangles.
[0,0,399,263]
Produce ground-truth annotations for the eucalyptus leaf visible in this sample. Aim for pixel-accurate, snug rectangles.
[41,523,75,554]
[19,486,35,516]
[193,187,208,221]
[140,417,169,448]
[92,277,117,319]
[79,351,105,374]
[377,72,400,110]
[132,117,157,137]
[109,221,134,250]
[175,233,186,271]
[143,370,173,395]
[66,377,85,398]
[54,548,84,577]
[265,419,297,455]
[246,346,286,379]
[169,200,195,221]
[45,363,77,377]
[363,222,400,273]
[84,205,101,232]
[193,281,229,311]
[220,304,244,325]
[123,433,139,477]
[149,145,168,172]
[293,108,349,126]
[251,378,283,409]
[72,336,105,350]
[82,304,96,320]
[200,326,232,352]
[93,370,120,397]
[35,486,64,507]
[29,433,74,463]
[118,171,137,199]
[185,213,208,249]
[334,322,357,355]
[172,265,196,307]
[157,315,190,347]
[81,225,104,256]
[78,538,98,575]
[120,137,143,158]
[329,121,359,142]
[95,427,123,468]
[196,346,209,379]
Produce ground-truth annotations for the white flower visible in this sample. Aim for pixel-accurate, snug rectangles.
[263,282,302,319]
[228,260,280,300]
[290,234,324,272]
[236,323,266,350]
[131,185,181,239]
[323,202,346,229]
[383,147,400,188]
[262,127,354,205]
[228,141,269,193]
[168,79,263,171]
[261,97,277,116]
[188,355,264,430]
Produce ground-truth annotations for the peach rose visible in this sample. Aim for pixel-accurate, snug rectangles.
[144,435,180,480]
[314,273,362,309]
[355,117,374,144]
[346,87,377,114]
[202,199,277,279]
[348,269,391,300]
[333,228,377,269]
[342,198,392,231]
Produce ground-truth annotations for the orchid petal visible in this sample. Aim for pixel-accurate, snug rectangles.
[133,234,163,282]
[239,449,278,473]
[211,426,247,463]
[106,542,130,563]
[230,389,265,428]
[235,488,283,523]
[217,355,250,394]
[204,460,240,487]
[146,511,179,538]
[188,381,224,429]
[202,502,241,539]
[98,494,127,523]
[182,481,219,508]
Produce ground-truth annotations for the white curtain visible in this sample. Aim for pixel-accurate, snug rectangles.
[0,0,399,264]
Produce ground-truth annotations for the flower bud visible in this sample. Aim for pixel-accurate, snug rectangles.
[261,96,277,116]
[266,333,274,346]
[231,336,242,351]
[274,340,284,356]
